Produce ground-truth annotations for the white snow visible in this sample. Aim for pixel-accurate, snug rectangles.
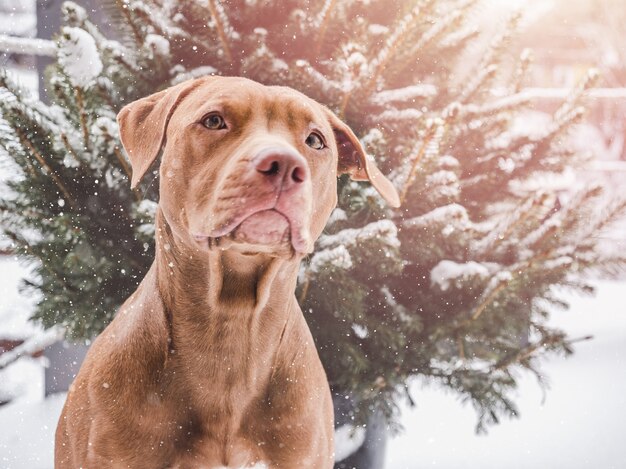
[0,256,40,339]
[509,167,577,195]
[372,84,438,105]
[403,204,470,231]
[385,281,626,469]
[0,35,55,57]
[0,327,64,369]
[309,245,353,273]
[317,220,400,250]
[326,208,347,226]
[0,392,64,469]
[430,260,491,291]
[497,156,515,173]
[0,354,43,402]
[136,199,158,217]
[91,115,120,154]
[376,108,424,122]
[368,24,389,36]
[334,424,366,462]
[351,323,368,339]
[0,0,35,37]
[145,33,170,57]
[171,65,218,84]
[57,27,102,88]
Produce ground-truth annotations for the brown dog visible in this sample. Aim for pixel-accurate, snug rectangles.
[54,76,399,469]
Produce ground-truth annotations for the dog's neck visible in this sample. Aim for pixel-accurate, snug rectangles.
[152,207,301,332]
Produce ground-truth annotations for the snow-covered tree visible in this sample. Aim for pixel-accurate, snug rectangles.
[1,0,624,433]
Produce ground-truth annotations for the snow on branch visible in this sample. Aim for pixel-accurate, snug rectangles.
[294,60,343,95]
[0,34,56,57]
[403,203,470,231]
[455,91,532,119]
[366,0,435,89]
[396,118,446,203]
[317,220,400,251]
[374,108,424,122]
[309,245,353,273]
[206,0,236,62]
[430,260,492,291]
[0,327,65,370]
[171,65,218,85]
[58,27,103,88]
[372,84,437,105]
[334,424,366,462]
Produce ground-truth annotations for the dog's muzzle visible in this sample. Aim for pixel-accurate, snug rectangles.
[195,146,314,254]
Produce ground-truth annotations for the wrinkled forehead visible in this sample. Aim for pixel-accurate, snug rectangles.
[173,77,328,131]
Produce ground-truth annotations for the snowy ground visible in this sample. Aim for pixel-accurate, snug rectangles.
[386,281,626,469]
[0,254,624,468]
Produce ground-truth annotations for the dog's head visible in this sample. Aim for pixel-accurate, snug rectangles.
[118,76,399,257]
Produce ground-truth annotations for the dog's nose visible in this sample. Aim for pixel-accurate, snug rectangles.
[254,148,309,191]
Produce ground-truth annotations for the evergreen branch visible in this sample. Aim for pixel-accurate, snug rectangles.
[475,192,553,255]
[457,91,532,121]
[95,81,119,111]
[75,87,91,151]
[544,185,603,247]
[467,243,563,324]
[493,334,592,371]
[60,132,82,167]
[458,64,497,104]
[62,2,108,47]
[338,88,353,119]
[546,107,586,143]
[393,0,478,79]
[207,0,234,64]
[338,0,435,115]
[439,27,479,51]
[554,68,599,123]
[2,231,75,293]
[0,73,64,132]
[366,0,435,91]
[512,49,533,93]
[398,118,445,204]
[520,218,560,254]
[129,3,216,63]
[585,197,626,239]
[293,60,343,100]
[470,275,510,321]
[413,6,466,52]
[14,128,77,209]
[113,146,134,183]
[457,334,466,360]
[115,0,143,44]
[458,12,521,103]
[313,0,337,57]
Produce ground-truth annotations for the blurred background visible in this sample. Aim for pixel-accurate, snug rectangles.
[0,0,624,468]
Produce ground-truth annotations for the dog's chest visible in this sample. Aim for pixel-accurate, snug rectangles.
[153,364,269,468]
[166,433,267,469]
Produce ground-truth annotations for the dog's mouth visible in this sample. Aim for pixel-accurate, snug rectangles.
[194,208,309,255]
[231,209,290,245]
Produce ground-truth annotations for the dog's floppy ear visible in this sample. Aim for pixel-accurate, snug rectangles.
[325,110,400,208]
[117,79,204,188]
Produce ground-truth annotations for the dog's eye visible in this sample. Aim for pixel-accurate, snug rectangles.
[305,132,325,150]
[201,113,227,130]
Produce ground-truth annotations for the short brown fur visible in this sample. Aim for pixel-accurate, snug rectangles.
[55,76,399,469]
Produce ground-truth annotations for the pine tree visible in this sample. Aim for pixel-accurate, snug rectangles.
[1,0,624,433]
